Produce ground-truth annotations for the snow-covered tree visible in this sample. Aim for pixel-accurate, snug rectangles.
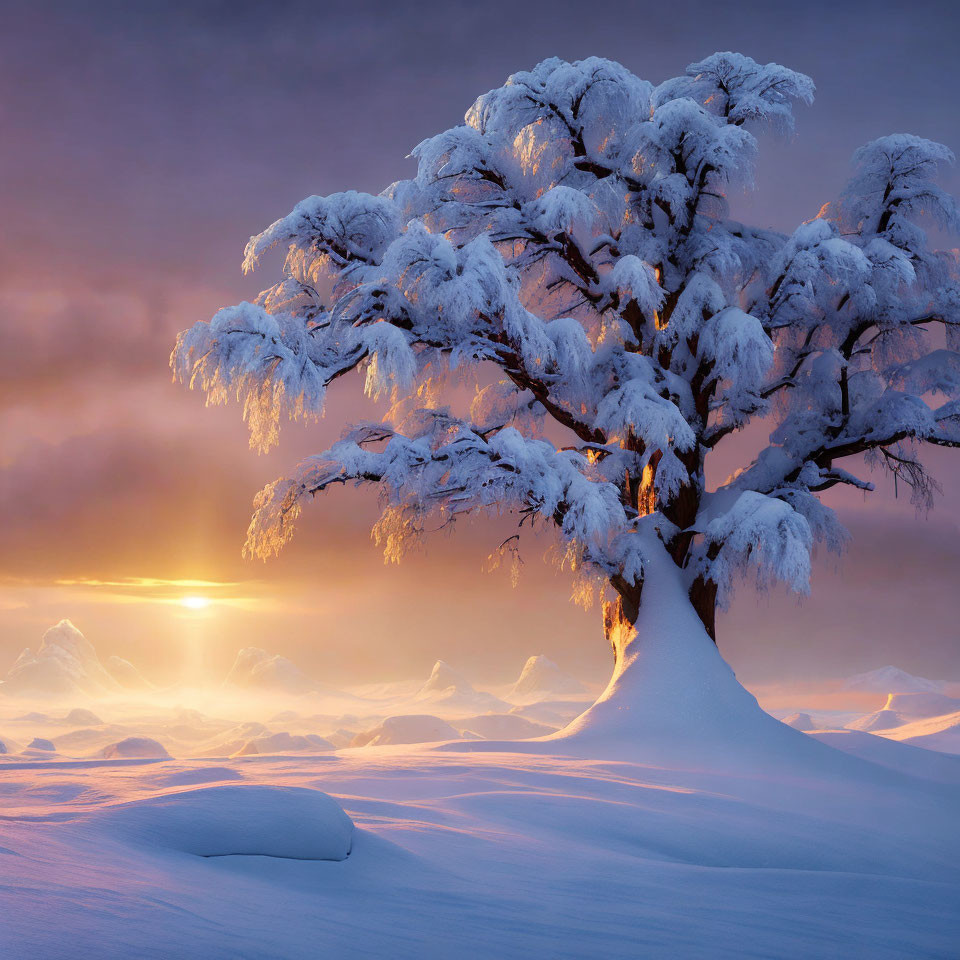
[173,53,960,736]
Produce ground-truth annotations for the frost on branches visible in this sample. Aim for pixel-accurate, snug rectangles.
[173,53,960,661]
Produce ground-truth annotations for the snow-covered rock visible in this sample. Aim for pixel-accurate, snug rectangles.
[351,715,461,747]
[27,737,55,751]
[1,621,120,697]
[414,661,507,714]
[508,656,585,700]
[224,647,317,694]
[843,667,943,694]
[232,732,335,757]
[101,737,171,759]
[89,785,353,860]
[458,714,556,740]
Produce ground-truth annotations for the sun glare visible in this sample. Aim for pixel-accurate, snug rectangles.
[180,596,211,610]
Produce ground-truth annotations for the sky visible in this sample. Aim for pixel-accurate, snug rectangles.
[1,0,959,689]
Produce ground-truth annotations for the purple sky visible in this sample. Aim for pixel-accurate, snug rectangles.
[1,0,958,687]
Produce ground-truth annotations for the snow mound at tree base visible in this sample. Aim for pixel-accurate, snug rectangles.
[88,784,353,860]
[449,552,886,778]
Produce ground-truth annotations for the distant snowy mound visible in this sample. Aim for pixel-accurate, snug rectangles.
[64,708,102,726]
[224,647,317,694]
[884,692,960,718]
[101,737,171,759]
[351,715,461,747]
[27,737,55,751]
[866,710,960,755]
[105,656,153,690]
[847,709,905,732]
[846,694,960,733]
[509,656,585,701]
[90,785,353,860]
[843,667,943,694]
[781,712,817,731]
[458,714,556,740]
[1,620,121,697]
[414,661,507,714]
[232,732,335,757]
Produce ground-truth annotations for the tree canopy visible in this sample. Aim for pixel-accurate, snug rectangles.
[173,52,960,641]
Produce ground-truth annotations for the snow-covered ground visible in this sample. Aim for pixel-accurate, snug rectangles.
[1,731,958,959]
[2,624,959,957]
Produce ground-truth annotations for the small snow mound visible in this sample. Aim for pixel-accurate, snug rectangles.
[509,656,585,700]
[64,708,102,726]
[843,666,943,694]
[459,714,556,740]
[89,785,352,860]
[101,737,171,759]
[782,712,817,731]
[224,647,317,694]
[27,738,55,751]
[232,732,335,757]
[351,715,461,747]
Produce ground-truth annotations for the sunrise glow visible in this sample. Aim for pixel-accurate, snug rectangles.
[179,596,211,610]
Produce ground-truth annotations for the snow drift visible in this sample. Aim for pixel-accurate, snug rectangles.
[232,732,335,757]
[414,660,507,713]
[88,784,353,860]
[223,647,318,694]
[351,715,461,746]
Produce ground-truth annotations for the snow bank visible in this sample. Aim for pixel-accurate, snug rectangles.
[508,655,585,700]
[351,715,461,746]
[811,730,960,784]
[89,784,353,860]
[843,666,943,694]
[874,711,960,754]
[884,692,960,717]
[232,732,335,757]
[101,737,171,759]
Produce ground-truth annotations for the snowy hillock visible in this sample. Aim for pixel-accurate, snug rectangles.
[351,715,461,747]
[64,708,103,725]
[781,712,817,731]
[414,661,507,714]
[843,667,943,694]
[232,732,335,757]
[508,656,585,701]
[847,709,905,732]
[101,737,171,760]
[224,647,318,694]
[1,621,122,697]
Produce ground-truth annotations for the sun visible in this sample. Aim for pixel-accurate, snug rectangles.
[180,596,211,610]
